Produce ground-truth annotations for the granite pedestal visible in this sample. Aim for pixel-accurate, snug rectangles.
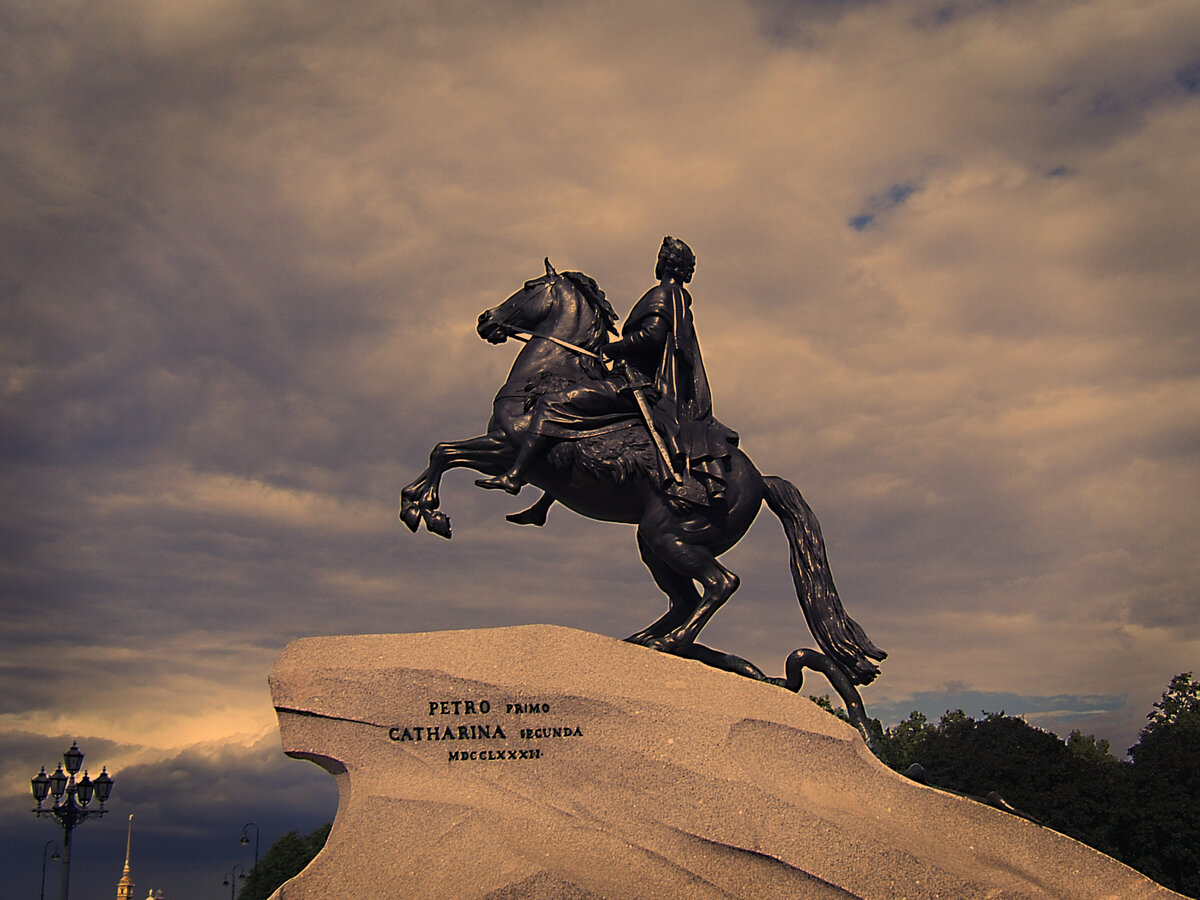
[268,625,1179,899]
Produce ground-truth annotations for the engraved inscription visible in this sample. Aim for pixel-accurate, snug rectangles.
[449,748,542,762]
[388,724,506,742]
[506,702,549,714]
[519,726,583,739]
[389,697,585,762]
[429,700,491,715]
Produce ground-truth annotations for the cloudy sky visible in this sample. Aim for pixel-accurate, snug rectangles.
[3,0,1198,896]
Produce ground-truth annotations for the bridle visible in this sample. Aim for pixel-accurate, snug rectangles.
[489,273,606,362]
[488,274,556,336]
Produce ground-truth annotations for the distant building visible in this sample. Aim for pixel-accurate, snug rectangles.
[114,814,164,898]
[116,815,135,900]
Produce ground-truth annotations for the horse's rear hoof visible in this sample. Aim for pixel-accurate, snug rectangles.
[424,509,452,539]
[399,504,422,532]
[625,632,676,653]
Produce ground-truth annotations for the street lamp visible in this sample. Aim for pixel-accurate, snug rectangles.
[31,741,114,900]
[40,840,60,900]
[240,822,260,869]
[223,864,246,900]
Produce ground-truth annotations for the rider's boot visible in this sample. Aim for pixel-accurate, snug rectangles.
[476,433,546,495]
[506,492,554,526]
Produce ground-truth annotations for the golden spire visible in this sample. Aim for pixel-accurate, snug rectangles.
[116,814,135,900]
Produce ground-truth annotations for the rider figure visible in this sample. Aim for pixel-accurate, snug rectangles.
[476,237,736,504]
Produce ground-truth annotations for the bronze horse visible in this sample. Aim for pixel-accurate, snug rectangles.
[400,261,885,743]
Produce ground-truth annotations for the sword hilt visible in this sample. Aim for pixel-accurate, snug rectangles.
[611,359,650,392]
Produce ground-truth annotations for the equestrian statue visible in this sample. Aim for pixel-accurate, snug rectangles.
[400,238,886,746]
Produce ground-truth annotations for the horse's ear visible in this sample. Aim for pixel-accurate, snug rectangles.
[545,258,557,277]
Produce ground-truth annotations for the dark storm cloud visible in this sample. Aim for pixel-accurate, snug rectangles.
[4,732,337,899]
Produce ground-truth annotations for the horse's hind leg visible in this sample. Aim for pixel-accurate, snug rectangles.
[636,527,740,652]
[626,533,701,644]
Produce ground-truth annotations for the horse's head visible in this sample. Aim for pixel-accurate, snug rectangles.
[477,259,560,344]
[477,259,618,349]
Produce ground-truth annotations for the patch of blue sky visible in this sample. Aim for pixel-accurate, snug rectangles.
[848,181,920,231]
[866,690,1126,729]
[1175,59,1200,94]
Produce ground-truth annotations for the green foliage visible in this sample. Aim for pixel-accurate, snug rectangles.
[913,711,1124,853]
[237,824,331,900]
[808,694,848,722]
[875,710,936,770]
[1141,671,1200,737]
[868,674,1200,897]
[1116,673,1200,896]
[1066,729,1117,766]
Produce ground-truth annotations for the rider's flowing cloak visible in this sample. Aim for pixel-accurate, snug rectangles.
[625,283,738,487]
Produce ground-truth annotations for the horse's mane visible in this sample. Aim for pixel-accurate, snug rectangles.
[561,270,619,346]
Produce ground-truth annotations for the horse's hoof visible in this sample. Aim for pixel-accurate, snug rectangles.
[424,509,452,539]
[626,633,676,653]
[399,504,422,532]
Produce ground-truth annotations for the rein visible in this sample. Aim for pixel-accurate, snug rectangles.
[506,328,605,361]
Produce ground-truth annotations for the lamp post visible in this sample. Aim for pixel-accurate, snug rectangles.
[31,741,114,900]
[40,840,60,900]
[240,822,260,869]
[223,864,246,900]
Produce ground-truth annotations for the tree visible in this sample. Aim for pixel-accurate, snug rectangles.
[238,823,331,900]
[808,694,848,722]
[816,675,1199,895]
[1118,673,1200,896]
[875,710,936,771]
[874,709,1129,857]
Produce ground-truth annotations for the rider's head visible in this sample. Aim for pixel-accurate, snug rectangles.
[655,236,696,284]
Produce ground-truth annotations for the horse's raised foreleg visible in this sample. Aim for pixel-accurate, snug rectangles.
[400,433,514,538]
[626,533,701,644]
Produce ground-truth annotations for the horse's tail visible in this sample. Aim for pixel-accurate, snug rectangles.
[763,475,886,686]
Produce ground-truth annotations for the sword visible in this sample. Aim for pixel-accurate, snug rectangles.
[621,366,682,485]
[499,326,681,484]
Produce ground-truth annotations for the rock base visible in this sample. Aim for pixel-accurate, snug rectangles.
[268,625,1178,899]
